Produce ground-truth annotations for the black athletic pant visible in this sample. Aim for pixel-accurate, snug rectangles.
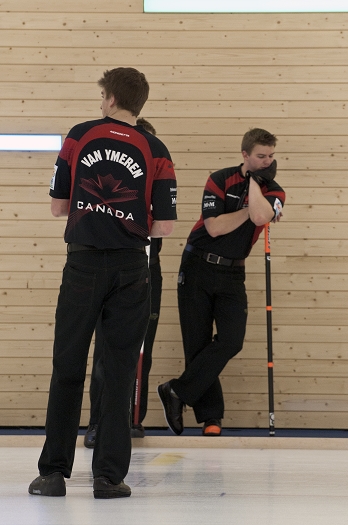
[38,249,150,484]
[172,251,248,424]
[89,260,162,425]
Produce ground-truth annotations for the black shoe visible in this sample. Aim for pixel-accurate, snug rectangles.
[84,424,98,449]
[28,472,66,497]
[202,419,222,436]
[131,423,145,438]
[93,476,131,499]
[157,382,184,435]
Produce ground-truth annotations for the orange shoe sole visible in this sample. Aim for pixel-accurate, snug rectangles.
[203,425,221,436]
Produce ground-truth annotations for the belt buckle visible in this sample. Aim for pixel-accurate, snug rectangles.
[206,253,220,264]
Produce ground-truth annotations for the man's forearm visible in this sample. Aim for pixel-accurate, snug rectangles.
[150,220,175,237]
[248,179,274,226]
[204,208,249,237]
[51,198,69,217]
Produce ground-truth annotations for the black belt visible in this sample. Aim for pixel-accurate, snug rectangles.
[67,243,98,253]
[67,243,145,254]
[184,244,245,267]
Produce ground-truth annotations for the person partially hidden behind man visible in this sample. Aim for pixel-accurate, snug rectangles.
[28,68,176,499]
[158,128,285,437]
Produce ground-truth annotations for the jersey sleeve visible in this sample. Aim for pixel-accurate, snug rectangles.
[49,133,77,199]
[201,169,227,219]
[262,180,286,219]
[151,150,177,221]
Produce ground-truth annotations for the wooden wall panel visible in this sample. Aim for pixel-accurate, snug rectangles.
[0,3,347,430]
[0,0,142,13]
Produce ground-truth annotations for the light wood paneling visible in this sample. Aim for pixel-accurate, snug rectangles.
[2,99,348,120]
[0,11,347,30]
[0,5,347,429]
[0,0,143,13]
[0,117,347,136]
[2,50,348,68]
[2,30,348,49]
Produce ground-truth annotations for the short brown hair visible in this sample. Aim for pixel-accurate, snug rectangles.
[136,117,157,136]
[241,128,277,155]
[98,67,149,117]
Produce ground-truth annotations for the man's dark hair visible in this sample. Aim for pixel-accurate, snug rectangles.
[136,117,157,136]
[98,67,149,117]
[241,128,277,155]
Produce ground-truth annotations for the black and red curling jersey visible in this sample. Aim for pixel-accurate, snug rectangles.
[187,164,285,260]
[49,117,177,250]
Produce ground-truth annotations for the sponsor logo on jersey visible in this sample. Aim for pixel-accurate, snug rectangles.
[170,187,177,206]
[110,130,130,138]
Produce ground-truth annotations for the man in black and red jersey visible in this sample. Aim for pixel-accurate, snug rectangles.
[29,68,176,499]
[84,118,164,446]
[158,128,284,437]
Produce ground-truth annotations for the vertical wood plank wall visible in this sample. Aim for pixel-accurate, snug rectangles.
[0,0,347,429]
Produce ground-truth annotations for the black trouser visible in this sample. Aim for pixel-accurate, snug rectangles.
[38,249,150,484]
[89,260,162,425]
[172,251,248,424]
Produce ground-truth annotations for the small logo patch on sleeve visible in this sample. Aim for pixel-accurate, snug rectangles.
[50,165,58,190]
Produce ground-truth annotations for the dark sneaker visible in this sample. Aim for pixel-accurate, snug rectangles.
[28,472,66,497]
[84,424,98,449]
[157,382,184,435]
[93,476,131,499]
[202,419,222,436]
[131,423,145,438]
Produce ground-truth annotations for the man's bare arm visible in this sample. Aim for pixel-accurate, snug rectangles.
[150,220,175,237]
[51,198,69,217]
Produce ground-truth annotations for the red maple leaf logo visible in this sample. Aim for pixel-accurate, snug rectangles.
[79,174,138,204]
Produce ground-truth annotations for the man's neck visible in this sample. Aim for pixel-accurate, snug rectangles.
[106,107,137,126]
[240,163,247,176]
